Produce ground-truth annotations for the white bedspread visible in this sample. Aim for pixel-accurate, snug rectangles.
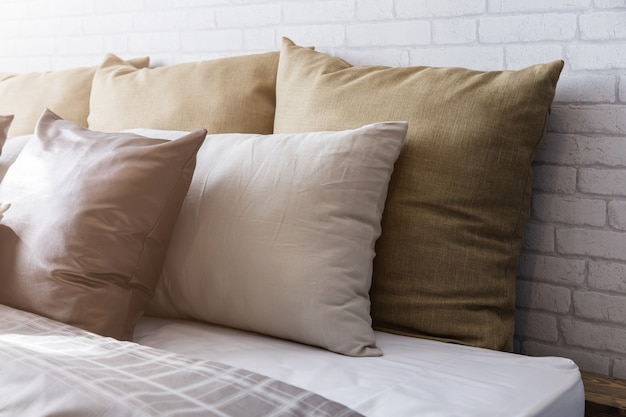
[134,317,584,417]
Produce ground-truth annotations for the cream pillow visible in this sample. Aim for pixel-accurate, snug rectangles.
[88,52,279,134]
[0,114,13,150]
[0,57,148,137]
[143,121,408,356]
[0,109,206,340]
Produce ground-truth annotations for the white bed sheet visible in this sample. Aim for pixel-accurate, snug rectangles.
[134,317,584,417]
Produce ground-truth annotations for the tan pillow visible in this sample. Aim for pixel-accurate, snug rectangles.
[88,52,279,134]
[0,57,148,137]
[0,109,206,340]
[274,38,564,351]
[142,121,407,357]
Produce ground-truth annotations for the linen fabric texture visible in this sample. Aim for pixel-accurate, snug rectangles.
[144,121,408,357]
[88,52,279,134]
[0,109,206,340]
[0,56,148,137]
[273,38,564,351]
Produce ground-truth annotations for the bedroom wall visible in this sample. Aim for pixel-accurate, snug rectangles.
[0,0,624,377]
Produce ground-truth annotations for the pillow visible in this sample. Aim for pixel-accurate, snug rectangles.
[0,56,149,137]
[0,114,13,152]
[143,121,408,357]
[274,38,564,351]
[0,202,8,222]
[0,109,206,340]
[88,52,279,134]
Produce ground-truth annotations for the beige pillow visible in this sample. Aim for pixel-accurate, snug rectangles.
[0,109,206,340]
[274,38,563,351]
[0,114,13,151]
[143,121,408,357]
[88,52,279,134]
[0,57,148,137]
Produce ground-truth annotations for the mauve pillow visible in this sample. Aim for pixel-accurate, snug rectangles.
[0,109,206,340]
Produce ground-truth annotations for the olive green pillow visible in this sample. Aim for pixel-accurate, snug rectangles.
[274,38,563,351]
[88,52,279,134]
[0,57,148,137]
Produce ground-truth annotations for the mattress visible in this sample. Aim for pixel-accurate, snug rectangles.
[134,317,584,417]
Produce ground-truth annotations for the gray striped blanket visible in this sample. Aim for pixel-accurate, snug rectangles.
[0,304,362,417]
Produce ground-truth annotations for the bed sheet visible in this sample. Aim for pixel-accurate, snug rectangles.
[134,317,584,417]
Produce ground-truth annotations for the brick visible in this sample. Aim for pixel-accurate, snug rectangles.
[181,29,242,52]
[488,0,591,12]
[537,134,626,166]
[133,10,187,32]
[15,37,55,57]
[82,14,132,34]
[615,359,626,379]
[479,14,577,43]
[521,341,610,375]
[554,75,617,103]
[580,12,626,40]
[130,32,181,54]
[579,168,626,196]
[216,4,281,28]
[339,49,410,67]
[595,0,626,7]
[515,309,559,342]
[283,1,354,24]
[186,8,217,30]
[532,195,606,227]
[282,25,345,48]
[589,261,626,292]
[505,45,563,70]
[356,0,394,21]
[574,291,626,323]
[621,77,626,103]
[531,165,577,193]
[549,105,626,135]
[567,44,626,70]
[396,0,485,17]
[409,46,503,71]
[432,19,476,45]
[517,281,571,313]
[95,0,141,14]
[517,253,585,285]
[144,0,173,9]
[242,28,277,51]
[561,318,626,353]
[50,0,96,16]
[347,21,430,47]
[557,228,626,261]
[16,18,61,37]
[522,222,555,252]
[609,201,626,231]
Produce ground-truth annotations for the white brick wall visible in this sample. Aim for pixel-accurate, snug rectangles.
[0,0,625,378]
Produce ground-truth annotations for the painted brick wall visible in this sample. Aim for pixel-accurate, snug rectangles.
[0,0,624,378]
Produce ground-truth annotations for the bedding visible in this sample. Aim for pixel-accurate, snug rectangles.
[0,41,582,417]
[140,123,407,357]
[0,110,206,340]
[133,316,584,417]
[0,56,148,137]
[0,304,362,417]
[274,38,564,351]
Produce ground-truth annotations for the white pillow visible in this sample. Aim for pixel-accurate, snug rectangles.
[141,122,408,356]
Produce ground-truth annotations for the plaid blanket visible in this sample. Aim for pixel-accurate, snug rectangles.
[0,304,362,417]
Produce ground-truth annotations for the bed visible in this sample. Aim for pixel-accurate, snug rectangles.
[0,38,583,416]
